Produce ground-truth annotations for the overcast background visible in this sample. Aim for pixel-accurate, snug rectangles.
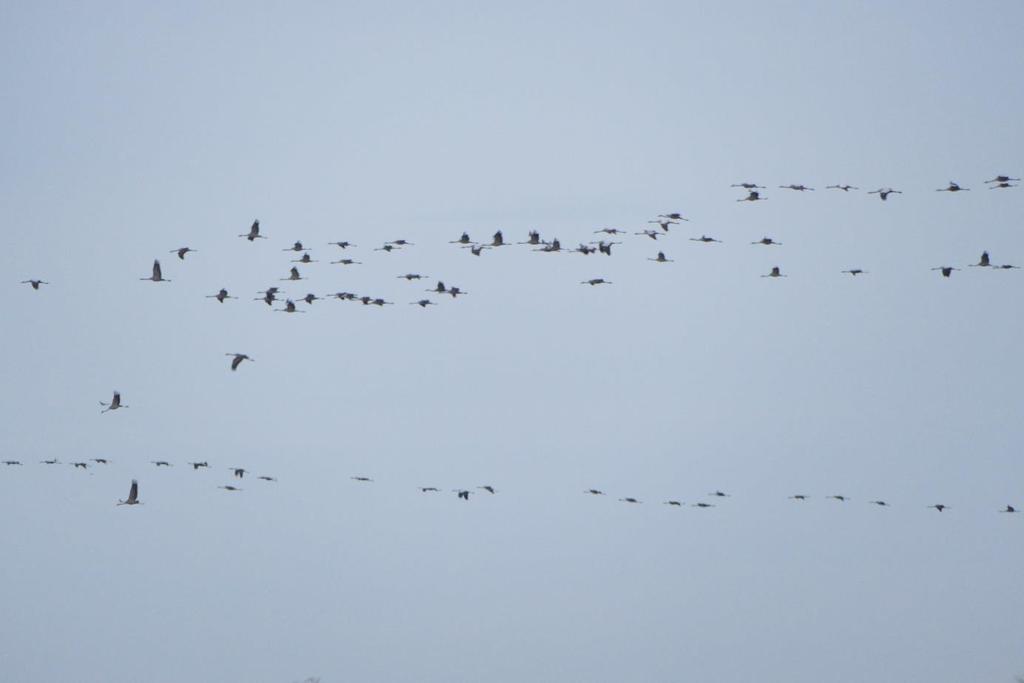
[2,1,1023,681]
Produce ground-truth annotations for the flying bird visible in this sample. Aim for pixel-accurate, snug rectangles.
[276,299,305,313]
[281,266,304,281]
[936,181,969,192]
[762,266,786,278]
[283,241,306,252]
[689,235,721,244]
[969,251,991,267]
[779,184,814,191]
[932,266,958,278]
[581,278,611,286]
[751,237,781,246]
[117,480,140,506]
[929,504,948,512]
[648,251,673,263]
[140,260,170,282]
[189,461,209,470]
[737,190,766,202]
[328,241,356,249]
[21,279,49,290]
[868,188,902,201]
[826,184,859,191]
[331,258,362,265]
[226,353,253,371]
[239,220,266,241]
[411,299,437,308]
[170,247,197,260]
[206,288,236,303]
[292,253,317,264]
[100,391,128,413]
[151,461,172,467]
[731,182,764,189]
[841,269,867,276]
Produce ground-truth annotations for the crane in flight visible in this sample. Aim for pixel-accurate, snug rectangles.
[226,353,253,371]
[140,260,170,282]
[21,279,49,290]
[117,480,140,506]
[868,188,902,201]
[170,247,197,260]
[240,220,266,241]
[100,391,128,413]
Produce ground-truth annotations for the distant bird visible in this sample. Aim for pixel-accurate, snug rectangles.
[692,502,715,508]
[478,485,496,494]
[932,266,958,278]
[226,353,253,371]
[100,391,128,413]
[375,244,400,252]
[585,489,605,495]
[258,476,277,482]
[648,251,673,263]
[152,461,172,467]
[870,500,888,506]
[257,291,277,306]
[331,258,361,265]
[789,495,808,500]
[929,504,948,512]
[658,213,689,222]
[1001,505,1017,513]
[581,278,611,286]
[989,182,1018,189]
[428,281,447,294]
[762,266,786,278]
[868,188,902,201]
[92,458,109,465]
[689,235,721,244]
[3,460,22,466]
[635,229,660,240]
[219,485,242,491]
[72,462,89,469]
[351,476,373,482]
[398,273,428,281]
[117,480,140,506]
[572,243,596,255]
[284,241,306,252]
[292,253,316,264]
[619,497,641,504]
[420,487,440,492]
[328,241,356,249]
[936,181,969,192]
[829,495,847,502]
[648,220,677,232]
[450,232,473,244]
[465,244,489,256]
[490,231,505,247]
[826,184,859,191]
[21,279,49,290]
[841,269,866,276]
[371,298,392,306]
[737,190,765,202]
[535,239,562,252]
[231,468,246,478]
[710,491,729,497]
[240,220,266,241]
[301,293,320,305]
[189,461,209,470]
[389,239,414,246]
[329,291,358,300]
[594,228,627,235]
[664,500,683,506]
[411,299,436,308]
[519,230,543,245]
[731,182,764,189]
[596,240,620,256]
[281,266,304,281]
[780,184,813,191]
[969,251,991,267]
[994,263,1020,269]
[276,299,304,313]
[751,237,781,246]
[140,260,170,282]
[985,175,1020,184]
[206,288,236,303]
[456,489,471,500]
[41,459,60,465]
[170,247,197,260]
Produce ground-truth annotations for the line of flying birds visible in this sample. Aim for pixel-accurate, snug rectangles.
[1,458,1018,514]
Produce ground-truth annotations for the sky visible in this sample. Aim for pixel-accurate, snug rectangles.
[2,1,1023,681]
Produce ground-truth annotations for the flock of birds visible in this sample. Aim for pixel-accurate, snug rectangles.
[10,175,1022,510]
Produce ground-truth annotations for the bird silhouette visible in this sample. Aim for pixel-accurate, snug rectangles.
[170,247,197,260]
[117,480,140,506]
[239,220,266,241]
[21,279,49,290]
[206,288,236,303]
[100,391,128,413]
[226,353,253,371]
[140,260,170,282]
[762,266,786,278]
[868,188,902,201]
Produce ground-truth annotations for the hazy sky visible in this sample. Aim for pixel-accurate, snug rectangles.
[2,2,1023,682]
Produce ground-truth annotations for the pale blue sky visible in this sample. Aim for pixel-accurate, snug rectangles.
[2,2,1023,681]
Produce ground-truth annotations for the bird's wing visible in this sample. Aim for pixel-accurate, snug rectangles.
[127,480,138,503]
[153,261,162,279]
